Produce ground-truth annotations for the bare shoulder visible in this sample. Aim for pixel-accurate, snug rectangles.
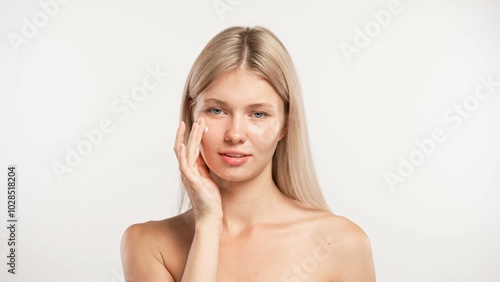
[288,201,368,239]
[320,213,370,242]
[121,211,194,251]
[120,211,195,282]
[314,212,376,281]
[281,202,375,281]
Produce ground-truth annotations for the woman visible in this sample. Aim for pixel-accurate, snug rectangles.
[121,26,375,281]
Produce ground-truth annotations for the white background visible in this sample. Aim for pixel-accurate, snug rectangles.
[1,0,500,281]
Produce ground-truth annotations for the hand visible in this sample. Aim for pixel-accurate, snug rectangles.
[174,117,223,224]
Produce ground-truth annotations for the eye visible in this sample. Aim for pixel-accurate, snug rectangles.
[208,108,223,115]
[252,112,266,119]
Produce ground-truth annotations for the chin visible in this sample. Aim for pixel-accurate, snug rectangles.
[210,168,254,184]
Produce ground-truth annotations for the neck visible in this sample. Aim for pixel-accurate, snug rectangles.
[211,169,291,236]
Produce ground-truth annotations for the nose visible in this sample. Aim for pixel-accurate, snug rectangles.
[224,116,247,144]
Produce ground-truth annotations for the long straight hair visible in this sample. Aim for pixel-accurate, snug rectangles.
[178,26,329,212]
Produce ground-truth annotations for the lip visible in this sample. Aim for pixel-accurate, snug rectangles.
[219,150,251,165]
[219,150,250,156]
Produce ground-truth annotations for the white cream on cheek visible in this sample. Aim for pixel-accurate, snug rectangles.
[247,119,283,146]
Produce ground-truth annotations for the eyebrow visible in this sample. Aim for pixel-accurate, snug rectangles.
[203,98,275,109]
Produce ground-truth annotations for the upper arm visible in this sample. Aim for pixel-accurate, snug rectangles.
[121,223,175,282]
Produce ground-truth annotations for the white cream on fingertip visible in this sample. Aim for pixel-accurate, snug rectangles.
[205,126,208,133]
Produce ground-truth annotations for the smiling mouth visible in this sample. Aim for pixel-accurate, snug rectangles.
[219,152,250,165]
[221,153,247,158]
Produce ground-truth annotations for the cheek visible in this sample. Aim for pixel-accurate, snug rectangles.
[248,120,283,145]
[200,132,212,151]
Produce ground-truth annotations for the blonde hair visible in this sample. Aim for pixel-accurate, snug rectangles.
[179,26,329,212]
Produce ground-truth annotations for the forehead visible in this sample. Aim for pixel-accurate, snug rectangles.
[198,70,283,108]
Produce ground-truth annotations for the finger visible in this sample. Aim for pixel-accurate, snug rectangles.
[194,117,206,156]
[180,143,201,180]
[190,117,206,163]
[196,153,211,179]
[178,143,189,174]
[174,121,186,159]
[180,143,204,195]
[186,119,201,165]
[178,143,195,194]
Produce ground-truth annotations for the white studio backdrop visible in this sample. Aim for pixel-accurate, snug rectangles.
[1,0,499,281]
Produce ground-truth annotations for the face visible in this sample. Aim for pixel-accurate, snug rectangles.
[192,69,286,184]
